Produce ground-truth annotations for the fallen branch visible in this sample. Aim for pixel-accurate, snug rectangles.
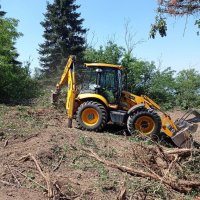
[82,148,200,193]
[154,141,168,158]
[22,133,39,142]
[19,153,55,199]
[13,168,47,191]
[53,154,64,172]
[165,148,199,155]
[139,142,198,157]
[6,164,21,187]
[4,139,8,147]
[161,155,178,183]
[0,179,17,187]
[116,182,126,200]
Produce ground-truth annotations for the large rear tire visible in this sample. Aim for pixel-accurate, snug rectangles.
[76,101,108,132]
[127,109,161,138]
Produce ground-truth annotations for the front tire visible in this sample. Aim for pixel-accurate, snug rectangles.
[76,101,108,132]
[127,109,161,138]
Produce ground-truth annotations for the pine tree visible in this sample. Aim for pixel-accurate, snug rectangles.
[39,0,87,75]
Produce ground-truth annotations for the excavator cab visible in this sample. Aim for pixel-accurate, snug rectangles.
[79,65,123,105]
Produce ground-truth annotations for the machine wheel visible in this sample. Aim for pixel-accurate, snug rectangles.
[76,101,108,131]
[127,109,161,138]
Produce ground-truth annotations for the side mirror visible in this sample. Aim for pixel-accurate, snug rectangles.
[94,84,101,89]
[89,84,101,90]
[96,68,102,73]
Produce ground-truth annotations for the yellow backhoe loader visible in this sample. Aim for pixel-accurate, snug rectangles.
[52,55,200,148]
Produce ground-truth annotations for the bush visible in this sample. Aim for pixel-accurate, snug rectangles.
[0,7,39,104]
[0,63,40,104]
[175,69,200,109]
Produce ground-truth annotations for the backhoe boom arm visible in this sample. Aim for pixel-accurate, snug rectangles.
[56,55,76,90]
[52,55,76,128]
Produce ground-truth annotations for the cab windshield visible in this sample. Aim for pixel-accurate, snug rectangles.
[78,67,123,104]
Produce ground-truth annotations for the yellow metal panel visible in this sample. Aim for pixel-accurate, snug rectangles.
[57,55,75,88]
[84,63,123,70]
[121,90,145,109]
[66,70,76,119]
[77,93,109,107]
[143,95,161,110]
[161,114,178,137]
[161,127,173,137]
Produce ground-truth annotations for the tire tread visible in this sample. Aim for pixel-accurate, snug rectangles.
[76,101,108,132]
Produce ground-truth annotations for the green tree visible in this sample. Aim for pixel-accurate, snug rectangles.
[122,53,176,109]
[148,67,176,109]
[0,7,22,68]
[175,69,200,109]
[0,6,39,104]
[122,54,156,95]
[84,41,124,64]
[39,0,87,75]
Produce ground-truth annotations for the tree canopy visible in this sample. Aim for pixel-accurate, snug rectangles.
[175,69,200,108]
[84,41,124,64]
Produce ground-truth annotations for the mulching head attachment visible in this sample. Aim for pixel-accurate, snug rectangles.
[171,110,200,148]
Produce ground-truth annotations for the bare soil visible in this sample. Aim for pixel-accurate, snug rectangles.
[0,104,200,200]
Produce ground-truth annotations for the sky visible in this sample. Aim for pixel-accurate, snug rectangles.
[0,0,199,73]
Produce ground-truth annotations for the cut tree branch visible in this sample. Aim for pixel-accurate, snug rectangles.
[19,153,55,199]
[82,148,200,193]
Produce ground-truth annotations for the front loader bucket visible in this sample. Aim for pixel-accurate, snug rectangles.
[172,124,198,148]
[171,110,200,148]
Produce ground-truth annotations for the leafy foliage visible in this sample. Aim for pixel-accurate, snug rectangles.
[0,6,39,104]
[0,63,39,104]
[175,69,200,109]
[195,19,200,35]
[148,68,176,109]
[84,41,124,64]
[39,0,87,75]
[122,54,176,109]
[122,55,156,95]
[150,16,167,39]
[0,17,22,67]
[124,60,200,109]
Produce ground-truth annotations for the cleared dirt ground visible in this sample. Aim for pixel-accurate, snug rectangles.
[0,104,200,200]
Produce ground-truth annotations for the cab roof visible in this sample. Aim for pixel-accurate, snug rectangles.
[84,63,123,70]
